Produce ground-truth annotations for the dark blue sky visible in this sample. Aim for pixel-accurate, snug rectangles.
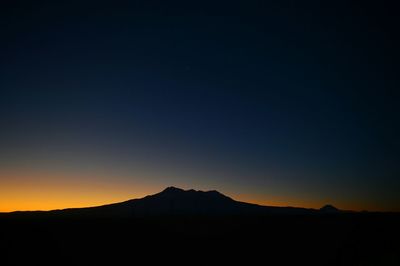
[1,1,399,211]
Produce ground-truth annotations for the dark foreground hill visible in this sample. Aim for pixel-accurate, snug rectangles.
[1,187,399,265]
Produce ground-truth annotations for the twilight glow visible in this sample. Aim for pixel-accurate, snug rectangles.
[1,2,399,213]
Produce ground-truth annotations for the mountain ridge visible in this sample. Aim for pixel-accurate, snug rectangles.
[0,187,345,217]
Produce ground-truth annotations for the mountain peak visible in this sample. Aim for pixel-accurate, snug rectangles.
[160,187,227,195]
[320,204,340,213]
[153,187,233,203]
[162,186,185,193]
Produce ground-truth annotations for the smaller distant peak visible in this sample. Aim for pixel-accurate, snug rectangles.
[320,204,339,213]
[162,186,185,193]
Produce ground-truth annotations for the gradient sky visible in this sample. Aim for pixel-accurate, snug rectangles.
[1,1,399,212]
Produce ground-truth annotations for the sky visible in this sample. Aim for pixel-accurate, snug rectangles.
[1,1,399,212]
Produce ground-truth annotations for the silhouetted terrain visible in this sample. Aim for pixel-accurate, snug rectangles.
[2,187,319,218]
[1,187,399,265]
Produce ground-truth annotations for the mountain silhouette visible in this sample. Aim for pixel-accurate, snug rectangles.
[136,186,238,215]
[2,186,327,218]
[320,204,340,213]
[47,186,264,217]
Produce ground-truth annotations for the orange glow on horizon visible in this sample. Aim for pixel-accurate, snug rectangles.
[1,193,371,213]
[1,192,369,213]
[0,169,394,213]
[0,169,161,212]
